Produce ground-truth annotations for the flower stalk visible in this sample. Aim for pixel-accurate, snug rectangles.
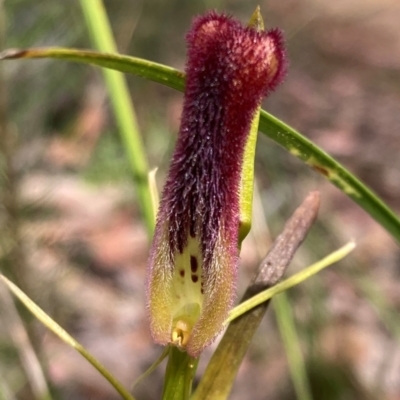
[162,346,199,400]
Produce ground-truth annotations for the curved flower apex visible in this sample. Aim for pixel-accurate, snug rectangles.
[146,11,286,357]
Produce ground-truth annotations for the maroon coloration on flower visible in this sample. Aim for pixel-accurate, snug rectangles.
[163,13,285,260]
[147,11,286,357]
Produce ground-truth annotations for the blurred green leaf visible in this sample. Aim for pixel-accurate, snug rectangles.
[1,47,399,244]
[274,292,313,400]
[79,0,154,233]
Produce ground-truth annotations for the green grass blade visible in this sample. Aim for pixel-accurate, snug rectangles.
[131,346,169,390]
[1,48,398,243]
[274,293,313,400]
[227,241,356,323]
[0,275,136,400]
[0,48,185,90]
[0,286,52,400]
[258,111,400,245]
[78,0,154,233]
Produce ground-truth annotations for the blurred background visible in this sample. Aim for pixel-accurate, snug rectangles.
[1,0,400,399]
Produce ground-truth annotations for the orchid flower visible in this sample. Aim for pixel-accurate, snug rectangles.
[146,10,286,357]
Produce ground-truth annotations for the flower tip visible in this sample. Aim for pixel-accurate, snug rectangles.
[248,6,264,31]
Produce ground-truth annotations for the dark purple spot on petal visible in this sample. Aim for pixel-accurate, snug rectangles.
[180,270,185,277]
[190,255,198,273]
[191,275,199,283]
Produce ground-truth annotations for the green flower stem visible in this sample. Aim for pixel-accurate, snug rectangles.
[0,275,136,400]
[274,293,313,400]
[162,347,199,400]
[1,48,398,244]
[79,0,154,233]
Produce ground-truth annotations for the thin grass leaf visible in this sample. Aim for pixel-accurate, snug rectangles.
[1,48,398,244]
[0,286,52,400]
[131,346,169,390]
[227,241,356,323]
[0,48,185,91]
[79,0,154,233]
[257,112,400,247]
[0,275,136,400]
[274,292,313,400]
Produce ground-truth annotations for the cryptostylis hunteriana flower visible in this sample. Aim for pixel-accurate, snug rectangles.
[147,10,286,357]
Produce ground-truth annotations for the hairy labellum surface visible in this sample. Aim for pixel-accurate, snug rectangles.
[147,11,286,357]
